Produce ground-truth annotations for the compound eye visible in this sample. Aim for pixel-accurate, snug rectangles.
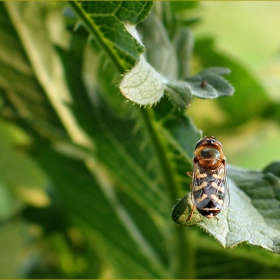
[200,148,220,160]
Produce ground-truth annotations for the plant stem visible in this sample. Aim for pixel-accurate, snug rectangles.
[140,108,195,278]
[68,2,196,277]
[67,1,125,74]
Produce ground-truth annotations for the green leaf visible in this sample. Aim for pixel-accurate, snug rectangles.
[185,67,234,98]
[173,27,194,79]
[119,55,165,105]
[68,1,153,71]
[0,3,62,131]
[163,67,233,108]
[172,164,280,253]
[70,1,177,107]
[138,12,178,80]
[120,56,233,107]
[164,81,193,109]
[75,5,233,108]
[118,18,233,107]
[230,163,280,232]
[4,1,89,147]
[31,138,169,278]
[2,2,280,279]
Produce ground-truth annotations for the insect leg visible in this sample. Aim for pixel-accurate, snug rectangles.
[187,204,196,221]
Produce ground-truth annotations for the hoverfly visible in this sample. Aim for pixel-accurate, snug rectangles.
[187,136,228,220]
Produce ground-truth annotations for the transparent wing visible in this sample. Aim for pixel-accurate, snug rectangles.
[214,162,229,208]
[191,162,209,206]
[223,166,230,208]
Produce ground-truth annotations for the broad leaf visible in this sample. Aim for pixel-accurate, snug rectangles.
[68,1,153,71]
[1,1,280,279]
[172,163,280,253]
[30,136,169,278]
[72,2,234,108]
[230,163,280,232]
[120,56,234,108]
[1,2,170,277]
[119,55,165,105]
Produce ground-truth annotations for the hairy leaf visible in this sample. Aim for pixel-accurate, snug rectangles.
[119,55,165,105]
[120,56,233,107]
[119,22,233,107]
[73,3,234,108]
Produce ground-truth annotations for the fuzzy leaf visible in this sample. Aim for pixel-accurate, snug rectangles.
[119,55,165,105]
[120,58,234,107]
[119,28,233,106]
[73,2,234,107]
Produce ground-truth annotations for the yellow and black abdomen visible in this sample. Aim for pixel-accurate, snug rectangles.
[192,169,226,218]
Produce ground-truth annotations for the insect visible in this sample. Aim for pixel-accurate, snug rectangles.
[187,136,228,221]
[200,80,207,88]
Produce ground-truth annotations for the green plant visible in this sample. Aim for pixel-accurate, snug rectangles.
[1,1,280,278]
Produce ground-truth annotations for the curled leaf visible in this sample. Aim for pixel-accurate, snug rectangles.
[119,55,165,105]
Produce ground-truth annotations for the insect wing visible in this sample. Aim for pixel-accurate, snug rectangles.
[223,166,230,208]
[212,161,229,209]
[191,162,211,208]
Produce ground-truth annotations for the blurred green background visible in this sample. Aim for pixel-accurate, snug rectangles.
[0,1,280,278]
